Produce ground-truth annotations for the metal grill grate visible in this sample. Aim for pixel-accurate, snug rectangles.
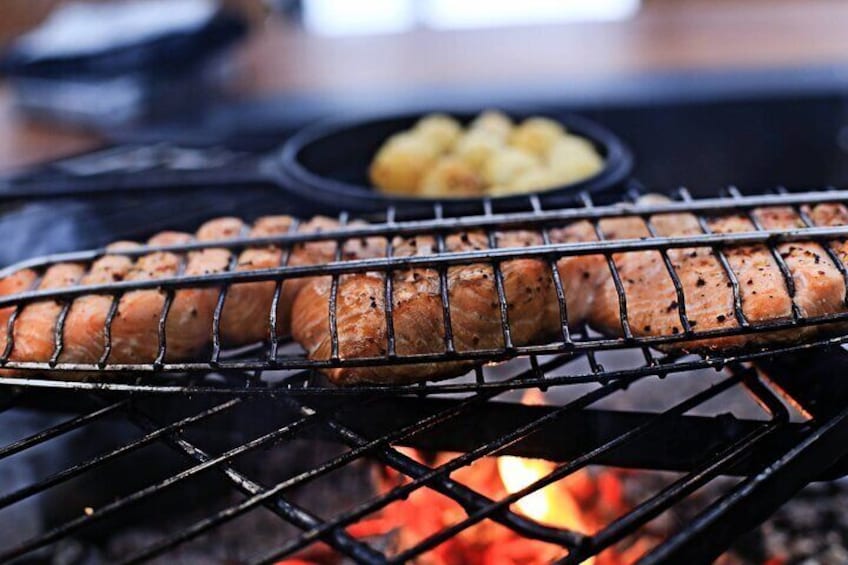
[2,350,848,563]
[3,187,848,562]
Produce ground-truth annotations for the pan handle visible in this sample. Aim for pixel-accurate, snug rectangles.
[0,143,275,200]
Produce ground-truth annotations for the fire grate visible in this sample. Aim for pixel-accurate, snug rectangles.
[1,350,848,563]
[3,187,848,562]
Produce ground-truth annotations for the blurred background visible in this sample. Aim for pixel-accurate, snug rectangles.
[1,0,847,174]
[2,6,848,563]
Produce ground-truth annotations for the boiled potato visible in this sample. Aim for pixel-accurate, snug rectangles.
[454,129,505,172]
[369,133,439,194]
[511,117,566,157]
[500,168,562,195]
[419,156,485,197]
[469,110,513,141]
[413,114,462,152]
[368,110,604,198]
[482,147,539,187]
[547,135,604,184]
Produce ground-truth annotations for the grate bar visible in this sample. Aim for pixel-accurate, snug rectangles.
[153,355,586,564]
[386,374,747,564]
[0,399,126,461]
[122,404,384,565]
[0,398,241,510]
[561,372,788,563]
[7,189,848,278]
[0,406,323,562]
[642,400,848,564]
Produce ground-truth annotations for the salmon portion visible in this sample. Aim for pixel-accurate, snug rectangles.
[807,203,848,273]
[59,241,140,364]
[0,269,40,357]
[5,263,86,364]
[0,215,385,374]
[588,196,848,351]
[586,201,679,338]
[292,226,601,385]
[107,231,193,364]
[162,218,243,362]
[219,215,292,346]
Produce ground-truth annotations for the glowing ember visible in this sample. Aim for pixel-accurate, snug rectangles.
[280,389,667,564]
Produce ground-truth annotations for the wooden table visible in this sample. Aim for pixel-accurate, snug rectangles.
[2,0,848,172]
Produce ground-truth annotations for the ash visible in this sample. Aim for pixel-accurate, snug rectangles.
[733,480,848,564]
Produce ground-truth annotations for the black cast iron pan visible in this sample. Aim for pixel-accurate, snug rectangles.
[0,109,632,216]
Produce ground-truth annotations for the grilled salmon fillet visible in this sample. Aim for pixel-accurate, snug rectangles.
[0,215,383,373]
[589,195,848,350]
[291,223,606,385]
[1,196,847,385]
[293,195,848,385]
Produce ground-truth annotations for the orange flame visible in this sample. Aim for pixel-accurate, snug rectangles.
[496,389,596,564]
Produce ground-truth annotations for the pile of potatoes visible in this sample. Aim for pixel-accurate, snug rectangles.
[368,110,604,198]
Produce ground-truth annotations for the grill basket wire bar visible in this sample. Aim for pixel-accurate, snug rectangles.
[643,218,694,334]
[785,187,848,306]
[433,203,459,355]
[98,294,122,367]
[676,187,751,328]
[383,206,398,358]
[530,195,573,345]
[211,223,251,366]
[623,188,693,336]
[579,192,633,339]
[9,186,848,391]
[9,189,848,278]
[726,185,803,321]
[153,250,187,369]
[482,198,516,350]
[328,211,349,363]
[268,218,301,362]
